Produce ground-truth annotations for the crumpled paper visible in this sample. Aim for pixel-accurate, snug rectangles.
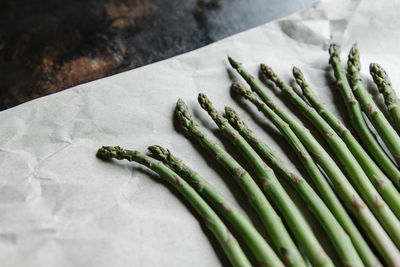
[1,0,398,266]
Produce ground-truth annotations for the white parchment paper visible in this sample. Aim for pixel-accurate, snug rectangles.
[1,0,399,266]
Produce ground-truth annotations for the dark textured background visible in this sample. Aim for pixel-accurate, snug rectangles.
[0,0,314,110]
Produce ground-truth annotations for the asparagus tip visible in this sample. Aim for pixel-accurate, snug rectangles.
[329,43,341,57]
[176,98,196,129]
[224,106,238,123]
[260,63,281,85]
[348,42,361,71]
[225,106,248,131]
[292,66,308,89]
[148,145,170,162]
[96,146,120,160]
[228,56,241,69]
[231,83,250,96]
[197,93,212,111]
[292,66,301,76]
[370,63,391,86]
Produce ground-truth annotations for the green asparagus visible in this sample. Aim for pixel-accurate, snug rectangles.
[370,63,400,136]
[197,93,333,267]
[96,146,252,267]
[348,43,400,166]
[260,63,400,233]
[295,66,400,191]
[175,99,304,267]
[225,106,380,267]
[293,66,400,213]
[232,83,400,266]
[328,43,400,193]
[230,56,400,246]
[148,145,280,266]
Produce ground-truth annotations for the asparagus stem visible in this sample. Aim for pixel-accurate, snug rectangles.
[148,145,279,266]
[348,43,400,166]
[294,66,400,212]
[96,146,252,267]
[232,83,400,266]
[223,106,364,267]
[197,93,332,267]
[175,99,302,267]
[328,44,400,194]
[370,63,400,135]
[261,62,400,236]
[225,106,380,267]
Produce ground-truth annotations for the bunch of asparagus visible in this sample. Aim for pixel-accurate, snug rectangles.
[97,42,400,266]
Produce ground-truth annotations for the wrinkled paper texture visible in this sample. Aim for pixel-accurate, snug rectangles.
[1,0,399,266]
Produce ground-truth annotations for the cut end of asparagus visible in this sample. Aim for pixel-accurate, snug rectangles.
[176,98,197,130]
[260,63,281,85]
[292,66,308,89]
[370,63,392,87]
[348,42,361,73]
[225,106,250,132]
[96,146,122,160]
[228,56,241,69]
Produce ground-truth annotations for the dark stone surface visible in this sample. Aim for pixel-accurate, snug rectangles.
[0,0,314,110]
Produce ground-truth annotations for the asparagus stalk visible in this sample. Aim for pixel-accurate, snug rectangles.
[328,44,400,193]
[148,145,279,266]
[222,106,363,267]
[294,67,400,210]
[295,66,400,191]
[96,146,252,267]
[232,83,400,266]
[260,62,400,231]
[225,106,380,267]
[348,43,400,166]
[229,56,400,246]
[197,93,333,267]
[175,99,304,267]
[370,63,400,135]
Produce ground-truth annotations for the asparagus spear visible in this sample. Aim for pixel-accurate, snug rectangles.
[225,106,380,267]
[295,66,400,191]
[229,56,400,245]
[197,93,333,267]
[148,145,280,266]
[348,43,400,166]
[370,63,400,135]
[294,66,400,206]
[175,99,304,267]
[260,63,400,229]
[96,146,252,267]
[232,83,400,266]
[328,43,400,193]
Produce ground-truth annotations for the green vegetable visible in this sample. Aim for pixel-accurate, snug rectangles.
[348,43,400,166]
[370,63,400,137]
[293,67,400,192]
[225,106,379,267]
[176,98,303,267]
[260,62,400,239]
[232,83,400,266]
[198,93,332,267]
[293,66,400,214]
[148,145,280,266]
[328,43,400,193]
[96,146,252,267]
